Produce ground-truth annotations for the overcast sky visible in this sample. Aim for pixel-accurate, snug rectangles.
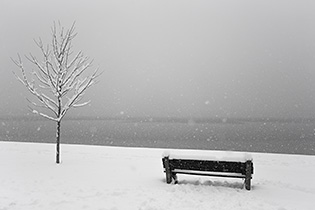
[1,0,315,118]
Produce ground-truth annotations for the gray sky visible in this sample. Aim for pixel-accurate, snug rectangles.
[1,0,315,118]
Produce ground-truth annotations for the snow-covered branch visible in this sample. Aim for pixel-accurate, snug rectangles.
[13,22,99,123]
[31,109,58,122]
[59,69,98,120]
[12,56,58,116]
[73,100,91,108]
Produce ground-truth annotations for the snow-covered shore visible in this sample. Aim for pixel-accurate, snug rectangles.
[0,142,314,210]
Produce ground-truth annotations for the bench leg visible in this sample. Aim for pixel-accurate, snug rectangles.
[164,156,173,184]
[166,170,172,184]
[245,160,252,190]
[172,173,178,184]
[245,176,251,190]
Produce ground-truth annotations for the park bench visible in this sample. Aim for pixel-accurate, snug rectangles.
[162,152,254,190]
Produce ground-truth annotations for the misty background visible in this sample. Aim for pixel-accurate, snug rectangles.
[1,0,315,119]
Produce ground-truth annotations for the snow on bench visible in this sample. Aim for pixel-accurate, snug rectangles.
[162,151,254,190]
[162,151,253,162]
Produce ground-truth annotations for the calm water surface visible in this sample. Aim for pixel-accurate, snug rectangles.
[1,117,315,155]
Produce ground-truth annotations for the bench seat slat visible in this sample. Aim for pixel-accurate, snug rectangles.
[172,169,246,179]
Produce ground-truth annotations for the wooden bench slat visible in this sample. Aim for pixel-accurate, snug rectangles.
[172,170,246,179]
[169,159,247,174]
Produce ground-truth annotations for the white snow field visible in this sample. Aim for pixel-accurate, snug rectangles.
[0,142,314,210]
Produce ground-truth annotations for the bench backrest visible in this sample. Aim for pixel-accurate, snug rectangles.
[163,157,254,175]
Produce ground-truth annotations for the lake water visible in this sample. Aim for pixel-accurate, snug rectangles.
[1,117,315,155]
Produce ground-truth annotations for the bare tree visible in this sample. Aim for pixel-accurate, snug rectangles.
[12,22,99,164]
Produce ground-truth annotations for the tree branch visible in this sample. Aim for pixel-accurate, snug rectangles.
[13,21,99,123]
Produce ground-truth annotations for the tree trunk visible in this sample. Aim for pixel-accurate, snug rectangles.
[56,120,61,164]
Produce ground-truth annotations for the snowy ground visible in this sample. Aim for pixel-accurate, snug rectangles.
[0,142,314,210]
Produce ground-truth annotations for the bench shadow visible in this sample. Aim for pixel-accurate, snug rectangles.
[177,179,245,190]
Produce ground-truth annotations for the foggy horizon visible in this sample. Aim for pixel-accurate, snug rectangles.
[1,0,315,119]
